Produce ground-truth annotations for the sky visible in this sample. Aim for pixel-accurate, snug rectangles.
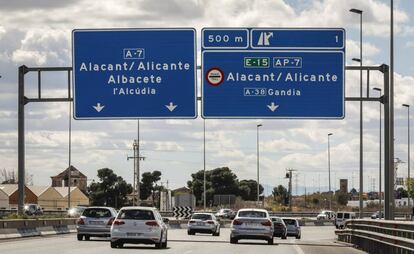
[1,0,414,196]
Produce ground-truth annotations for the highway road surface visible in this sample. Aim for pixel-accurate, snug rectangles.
[0,226,366,254]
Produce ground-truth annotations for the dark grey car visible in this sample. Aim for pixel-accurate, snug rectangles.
[77,207,118,240]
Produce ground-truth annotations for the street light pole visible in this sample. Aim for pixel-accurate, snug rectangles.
[373,87,383,215]
[203,119,206,211]
[350,7,363,218]
[403,104,411,208]
[257,124,262,206]
[328,133,333,210]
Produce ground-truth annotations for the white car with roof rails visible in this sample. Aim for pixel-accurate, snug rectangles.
[187,212,220,236]
[110,206,169,249]
[230,208,274,245]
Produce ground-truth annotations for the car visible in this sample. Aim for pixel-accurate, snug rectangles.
[282,218,301,239]
[370,211,384,219]
[215,208,235,219]
[23,204,43,216]
[76,206,118,241]
[335,211,356,229]
[110,206,169,249]
[230,208,274,245]
[187,212,220,236]
[68,206,87,217]
[270,217,287,239]
[317,210,336,220]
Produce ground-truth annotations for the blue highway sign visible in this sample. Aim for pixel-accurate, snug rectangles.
[73,28,197,119]
[202,28,345,119]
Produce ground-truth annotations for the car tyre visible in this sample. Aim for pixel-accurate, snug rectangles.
[296,234,301,239]
[110,242,117,248]
[281,235,287,239]
[187,230,195,235]
[268,237,274,245]
[230,237,238,244]
[84,235,90,241]
[156,234,163,249]
[162,237,168,249]
[77,234,83,241]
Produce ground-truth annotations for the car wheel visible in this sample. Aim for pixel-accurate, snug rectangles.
[84,236,90,241]
[268,237,274,245]
[156,234,163,249]
[296,234,301,239]
[162,236,168,249]
[110,242,117,248]
[188,230,195,235]
[77,234,83,241]
[281,234,287,239]
[230,237,238,244]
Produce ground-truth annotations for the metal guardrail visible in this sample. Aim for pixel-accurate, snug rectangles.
[335,219,414,254]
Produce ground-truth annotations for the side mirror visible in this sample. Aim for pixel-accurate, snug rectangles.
[217,218,221,222]
[163,218,170,224]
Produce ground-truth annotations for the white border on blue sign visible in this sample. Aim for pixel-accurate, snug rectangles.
[72,28,198,120]
[201,50,345,119]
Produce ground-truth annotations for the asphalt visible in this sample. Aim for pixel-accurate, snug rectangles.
[0,226,366,254]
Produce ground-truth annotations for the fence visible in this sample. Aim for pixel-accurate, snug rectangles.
[335,219,414,254]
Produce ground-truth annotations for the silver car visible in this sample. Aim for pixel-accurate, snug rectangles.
[230,208,274,245]
[187,213,220,236]
[282,218,301,239]
[76,206,117,240]
[110,206,168,249]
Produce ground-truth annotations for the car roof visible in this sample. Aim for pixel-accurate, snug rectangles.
[84,206,114,210]
[193,212,213,215]
[119,206,157,211]
[238,208,268,213]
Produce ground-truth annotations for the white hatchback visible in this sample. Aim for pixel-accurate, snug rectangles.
[110,206,168,249]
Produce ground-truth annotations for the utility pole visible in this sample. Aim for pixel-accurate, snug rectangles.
[127,138,145,206]
[286,168,296,211]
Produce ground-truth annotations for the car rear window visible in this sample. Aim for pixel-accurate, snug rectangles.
[283,219,297,226]
[337,213,343,218]
[271,217,283,223]
[118,209,155,220]
[344,213,350,219]
[83,208,112,218]
[238,211,266,218]
[192,214,212,220]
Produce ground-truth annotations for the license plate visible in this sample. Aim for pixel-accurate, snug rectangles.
[127,232,142,237]
[197,222,205,226]
[89,221,103,225]
[244,223,259,227]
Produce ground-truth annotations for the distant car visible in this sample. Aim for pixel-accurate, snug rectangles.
[317,210,336,220]
[282,218,301,239]
[270,217,287,239]
[110,206,168,249]
[68,206,87,217]
[370,211,384,219]
[335,212,356,229]
[76,206,118,241]
[230,208,274,245]
[23,204,43,216]
[215,208,235,219]
[187,213,220,236]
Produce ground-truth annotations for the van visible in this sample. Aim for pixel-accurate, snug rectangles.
[335,211,356,229]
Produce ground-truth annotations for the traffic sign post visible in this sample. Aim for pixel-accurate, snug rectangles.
[73,29,197,119]
[202,28,345,119]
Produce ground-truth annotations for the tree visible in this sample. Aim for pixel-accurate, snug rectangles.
[140,170,162,200]
[406,178,414,200]
[272,185,288,205]
[239,179,263,200]
[336,192,349,206]
[395,187,408,199]
[88,168,133,208]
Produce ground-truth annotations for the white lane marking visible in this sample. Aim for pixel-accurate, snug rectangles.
[291,239,305,254]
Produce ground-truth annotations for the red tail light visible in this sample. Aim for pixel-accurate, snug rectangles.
[113,220,125,226]
[107,217,115,225]
[207,221,215,224]
[145,221,159,227]
[232,219,243,225]
[261,220,272,227]
[189,220,196,224]
[77,218,85,225]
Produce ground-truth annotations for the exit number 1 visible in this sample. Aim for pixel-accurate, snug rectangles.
[244,57,270,68]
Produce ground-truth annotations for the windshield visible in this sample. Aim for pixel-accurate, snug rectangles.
[118,209,155,220]
[238,211,266,218]
[83,208,112,218]
[192,214,212,220]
